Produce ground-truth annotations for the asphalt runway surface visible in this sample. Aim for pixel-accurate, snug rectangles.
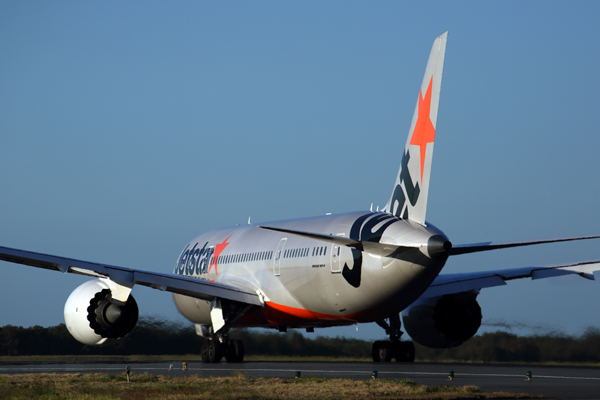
[1,361,599,399]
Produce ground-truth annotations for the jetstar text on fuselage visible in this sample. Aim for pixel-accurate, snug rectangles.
[174,241,212,277]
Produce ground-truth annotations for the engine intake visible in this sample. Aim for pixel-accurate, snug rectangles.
[87,288,138,339]
[64,279,138,346]
[402,292,482,348]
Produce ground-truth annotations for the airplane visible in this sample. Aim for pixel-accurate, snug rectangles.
[2,31,600,363]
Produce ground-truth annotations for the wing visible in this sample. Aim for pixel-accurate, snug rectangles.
[449,234,600,256]
[418,260,600,299]
[0,245,261,306]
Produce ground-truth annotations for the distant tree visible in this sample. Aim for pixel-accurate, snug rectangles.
[3,319,600,362]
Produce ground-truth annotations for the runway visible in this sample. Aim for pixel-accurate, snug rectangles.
[1,361,599,400]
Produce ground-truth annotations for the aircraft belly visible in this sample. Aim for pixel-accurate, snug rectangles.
[172,293,211,325]
[253,251,444,326]
[286,258,438,321]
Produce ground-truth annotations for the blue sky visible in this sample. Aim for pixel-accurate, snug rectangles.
[2,1,600,341]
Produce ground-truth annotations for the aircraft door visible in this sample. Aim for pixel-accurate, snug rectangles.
[331,233,345,273]
[273,238,287,276]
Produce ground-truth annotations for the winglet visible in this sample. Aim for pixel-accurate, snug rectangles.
[383,32,447,224]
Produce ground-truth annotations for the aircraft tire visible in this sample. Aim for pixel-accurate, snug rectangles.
[379,342,392,362]
[394,341,415,363]
[372,341,382,362]
[201,339,209,363]
[207,339,223,363]
[372,341,392,362]
[226,339,244,363]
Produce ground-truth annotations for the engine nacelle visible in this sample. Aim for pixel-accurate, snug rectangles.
[402,292,482,348]
[64,279,138,346]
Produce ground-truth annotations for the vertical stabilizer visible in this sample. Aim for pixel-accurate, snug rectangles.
[383,32,447,224]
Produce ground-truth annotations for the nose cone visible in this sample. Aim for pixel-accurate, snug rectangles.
[427,234,452,259]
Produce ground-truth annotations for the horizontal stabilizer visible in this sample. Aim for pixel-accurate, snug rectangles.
[450,234,600,256]
[258,225,419,257]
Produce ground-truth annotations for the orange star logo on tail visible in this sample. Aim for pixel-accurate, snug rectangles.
[409,76,435,184]
[208,234,232,276]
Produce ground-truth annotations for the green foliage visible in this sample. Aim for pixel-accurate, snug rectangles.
[3,318,600,363]
[391,379,417,386]
[414,328,600,363]
[293,377,330,383]
[0,317,199,356]
[0,324,82,356]
[424,385,455,393]
[0,374,532,399]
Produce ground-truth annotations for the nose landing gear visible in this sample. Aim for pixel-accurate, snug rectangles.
[373,313,415,362]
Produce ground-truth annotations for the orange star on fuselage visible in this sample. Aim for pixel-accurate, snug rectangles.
[409,76,435,184]
[208,234,232,276]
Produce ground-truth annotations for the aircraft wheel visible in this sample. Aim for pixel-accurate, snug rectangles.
[201,339,210,363]
[372,341,392,362]
[207,339,223,363]
[379,342,392,362]
[395,341,415,363]
[372,341,382,362]
[226,339,244,363]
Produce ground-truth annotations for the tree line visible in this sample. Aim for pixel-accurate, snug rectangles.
[2,318,600,363]
[414,328,600,363]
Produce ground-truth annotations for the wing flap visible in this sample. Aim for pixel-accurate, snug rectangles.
[0,245,261,306]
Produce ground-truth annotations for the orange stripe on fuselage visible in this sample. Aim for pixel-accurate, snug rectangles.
[264,302,336,324]
[234,301,400,328]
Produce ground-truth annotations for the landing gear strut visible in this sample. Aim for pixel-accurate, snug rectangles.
[200,301,252,363]
[372,313,415,362]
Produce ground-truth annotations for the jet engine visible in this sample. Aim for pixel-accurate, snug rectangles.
[64,279,138,346]
[402,291,482,348]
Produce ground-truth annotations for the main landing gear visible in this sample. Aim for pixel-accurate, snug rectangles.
[201,338,245,363]
[372,313,415,362]
[200,301,253,363]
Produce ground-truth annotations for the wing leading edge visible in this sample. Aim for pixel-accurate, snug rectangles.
[0,245,261,306]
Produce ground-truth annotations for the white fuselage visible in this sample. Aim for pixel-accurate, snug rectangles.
[172,211,450,329]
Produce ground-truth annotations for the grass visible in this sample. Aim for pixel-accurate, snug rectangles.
[0,373,541,399]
